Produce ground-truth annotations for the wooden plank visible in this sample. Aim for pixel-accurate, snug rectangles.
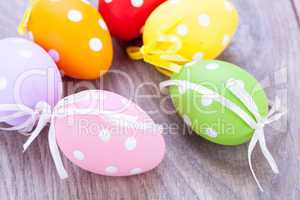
[0,0,299,199]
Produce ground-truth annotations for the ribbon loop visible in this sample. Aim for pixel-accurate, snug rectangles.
[127,20,190,77]
[0,104,37,132]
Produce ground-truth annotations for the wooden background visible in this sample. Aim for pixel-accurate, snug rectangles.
[0,0,299,199]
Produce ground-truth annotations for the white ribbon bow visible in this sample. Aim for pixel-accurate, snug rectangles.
[0,90,160,180]
[0,102,52,151]
[160,79,285,191]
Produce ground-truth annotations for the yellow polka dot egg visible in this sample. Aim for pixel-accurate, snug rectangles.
[19,0,113,80]
[128,0,239,76]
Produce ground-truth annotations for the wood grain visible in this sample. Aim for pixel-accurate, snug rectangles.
[0,0,299,199]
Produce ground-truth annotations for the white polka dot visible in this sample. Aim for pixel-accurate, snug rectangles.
[227,79,245,89]
[224,0,234,11]
[104,0,112,3]
[222,34,231,46]
[81,0,90,4]
[201,95,214,106]
[205,128,218,138]
[125,137,137,151]
[19,50,33,58]
[131,0,144,7]
[0,77,7,91]
[183,115,192,126]
[198,14,211,27]
[98,19,108,31]
[48,49,60,62]
[176,24,188,36]
[169,0,180,4]
[68,10,83,22]
[99,129,111,142]
[193,52,204,61]
[105,166,118,174]
[73,150,85,161]
[89,38,103,52]
[205,63,220,70]
[130,168,143,175]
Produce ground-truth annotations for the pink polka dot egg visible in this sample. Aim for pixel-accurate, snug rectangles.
[53,90,166,176]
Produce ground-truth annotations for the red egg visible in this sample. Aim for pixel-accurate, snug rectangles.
[99,0,166,40]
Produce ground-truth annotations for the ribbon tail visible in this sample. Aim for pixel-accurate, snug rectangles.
[257,130,279,174]
[248,130,264,192]
[48,118,68,179]
[23,104,51,152]
[23,115,49,152]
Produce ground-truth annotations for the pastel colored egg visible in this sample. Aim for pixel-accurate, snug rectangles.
[128,0,239,76]
[24,0,113,80]
[166,60,268,145]
[99,0,165,40]
[0,37,62,125]
[53,90,165,176]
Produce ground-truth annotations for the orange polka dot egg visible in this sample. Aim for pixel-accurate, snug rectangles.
[127,0,239,76]
[19,0,113,80]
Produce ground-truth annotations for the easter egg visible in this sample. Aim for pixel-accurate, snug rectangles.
[22,0,113,80]
[164,60,268,145]
[128,0,239,76]
[99,0,165,40]
[0,37,63,125]
[53,90,165,176]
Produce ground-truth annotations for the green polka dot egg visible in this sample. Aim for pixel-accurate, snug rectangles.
[161,60,269,145]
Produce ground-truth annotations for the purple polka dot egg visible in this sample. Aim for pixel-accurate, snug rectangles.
[0,37,62,125]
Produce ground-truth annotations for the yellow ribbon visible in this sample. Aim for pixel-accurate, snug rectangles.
[127,21,190,77]
[18,0,39,35]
